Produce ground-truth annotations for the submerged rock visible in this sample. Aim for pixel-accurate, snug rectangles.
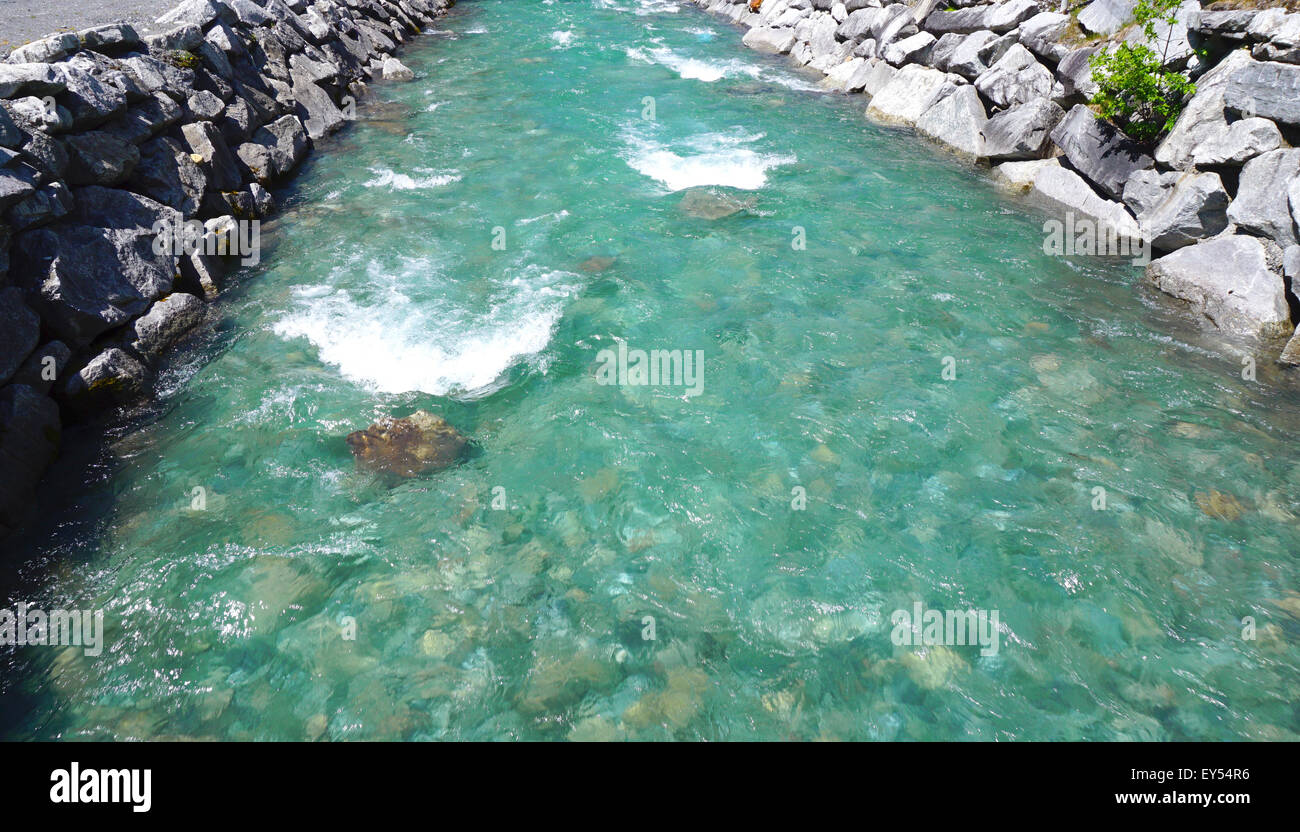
[679,188,756,219]
[346,410,469,478]
[578,255,617,272]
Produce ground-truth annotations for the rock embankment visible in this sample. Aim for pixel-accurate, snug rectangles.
[0,0,449,538]
[700,0,1300,355]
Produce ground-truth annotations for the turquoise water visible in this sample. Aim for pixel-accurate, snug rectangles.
[3,0,1300,741]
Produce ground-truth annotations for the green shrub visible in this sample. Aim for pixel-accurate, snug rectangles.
[1088,0,1196,142]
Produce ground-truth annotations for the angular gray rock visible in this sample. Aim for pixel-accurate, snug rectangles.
[1227,148,1300,247]
[981,98,1065,161]
[181,121,243,191]
[120,293,207,360]
[1056,45,1103,99]
[1190,117,1282,167]
[1223,59,1300,128]
[974,43,1054,109]
[0,64,66,99]
[1139,172,1230,251]
[1156,49,1254,169]
[6,33,80,64]
[915,82,987,160]
[382,57,415,81]
[63,131,142,186]
[1122,168,1179,218]
[128,136,208,216]
[1050,104,1154,200]
[1018,12,1070,63]
[743,26,799,54]
[55,66,129,130]
[1028,162,1144,244]
[10,341,72,396]
[0,384,61,536]
[58,347,151,411]
[12,188,180,345]
[940,30,999,80]
[866,64,960,126]
[0,287,40,386]
[1078,0,1137,36]
[1146,235,1292,337]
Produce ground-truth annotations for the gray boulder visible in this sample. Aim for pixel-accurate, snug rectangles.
[0,105,20,149]
[79,23,142,53]
[6,33,80,64]
[12,188,179,346]
[1122,168,1179,218]
[382,57,415,81]
[743,26,799,54]
[1223,59,1300,128]
[1146,235,1292,337]
[1050,104,1154,199]
[128,135,207,216]
[63,131,141,186]
[1028,162,1143,244]
[0,63,66,99]
[974,43,1054,108]
[58,347,150,411]
[1078,0,1137,36]
[181,121,243,191]
[5,182,74,232]
[0,384,61,536]
[941,31,999,80]
[0,165,38,213]
[915,83,987,160]
[866,64,960,126]
[1156,49,1254,169]
[120,293,206,360]
[1190,117,1281,167]
[1140,172,1231,251]
[1018,12,1070,63]
[10,341,71,395]
[55,66,128,130]
[884,31,936,66]
[1056,45,1103,99]
[0,288,40,386]
[1227,148,1300,247]
[291,74,345,140]
[981,97,1064,161]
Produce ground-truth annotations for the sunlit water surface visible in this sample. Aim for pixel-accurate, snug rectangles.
[3,0,1299,741]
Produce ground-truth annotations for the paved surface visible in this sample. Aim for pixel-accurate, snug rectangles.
[0,0,179,57]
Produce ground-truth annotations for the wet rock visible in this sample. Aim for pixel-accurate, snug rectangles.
[975,44,1054,109]
[1145,235,1292,337]
[58,347,150,411]
[1228,148,1300,247]
[679,188,756,219]
[0,288,40,386]
[382,57,415,81]
[119,293,207,360]
[12,188,179,346]
[981,97,1064,161]
[990,157,1059,193]
[346,410,469,478]
[0,384,61,536]
[578,255,617,272]
[1027,162,1143,244]
[1051,104,1154,200]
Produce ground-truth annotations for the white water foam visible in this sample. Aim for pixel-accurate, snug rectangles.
[274,260,577,398]
[621,126,795,191]
[551,30,575,48]
[363,167,461,191]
